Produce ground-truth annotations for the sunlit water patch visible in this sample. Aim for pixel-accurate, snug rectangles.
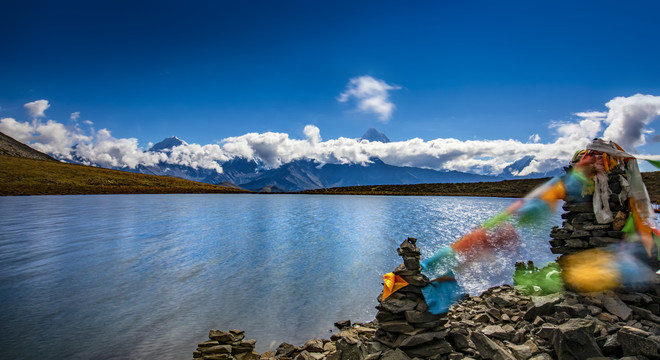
[0,194,561,359]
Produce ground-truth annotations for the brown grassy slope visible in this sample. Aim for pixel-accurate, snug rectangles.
[303,172,660,202]
[0,155,249,196]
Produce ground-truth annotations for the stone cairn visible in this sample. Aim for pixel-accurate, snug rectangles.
[193,329,260,360]
[368,237,453,359]
[549,166,629,258]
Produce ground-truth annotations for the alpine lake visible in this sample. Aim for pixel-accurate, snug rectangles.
[0,194,561,359]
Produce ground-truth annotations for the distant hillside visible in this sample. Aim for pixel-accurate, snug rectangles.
[0,132,55,161]
[302,178,550,198]
[0,155,249,196]
[303,172,660,202]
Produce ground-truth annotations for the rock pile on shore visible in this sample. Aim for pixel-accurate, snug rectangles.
[368,237,453,359]
[194,232,660,359]
[193,275,660,360]
[193,329,259,360]
[549,167,628,257]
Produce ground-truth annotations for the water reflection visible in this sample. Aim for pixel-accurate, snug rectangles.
[0,194,561,359]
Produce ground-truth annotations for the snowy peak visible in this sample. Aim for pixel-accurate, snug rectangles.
[361,128,390,143]
[149,136,187,152]
[502,155,535,177]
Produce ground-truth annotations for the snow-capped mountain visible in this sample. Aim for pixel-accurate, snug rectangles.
[52,129,562,192]
[360,128,391,143]
[148,136,186,152]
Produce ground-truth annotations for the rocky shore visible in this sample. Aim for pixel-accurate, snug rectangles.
[193,278,660,360]
[192,238,660,360]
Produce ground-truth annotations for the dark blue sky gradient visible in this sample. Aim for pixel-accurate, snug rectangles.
[2,0,659,146]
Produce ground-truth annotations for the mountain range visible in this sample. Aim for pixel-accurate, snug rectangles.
[127,129,561,192]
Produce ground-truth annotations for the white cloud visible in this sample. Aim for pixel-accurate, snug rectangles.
[24,100,50,118]
[6,94,660,178]
[338,75,401,122]
[83,120,94,125]
[304,124,321,145]
[0,117,34,142]
[574,111,607,121]
[601,94,660,150]
[70,112,80,121]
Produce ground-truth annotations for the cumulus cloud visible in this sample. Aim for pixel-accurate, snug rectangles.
[304,124,321,145]
[24,100,50,118]
[70,112,80,121]
[338,75,401,122]
[601,94,660,150]
[0,117,34,142]
[83,120,94,125]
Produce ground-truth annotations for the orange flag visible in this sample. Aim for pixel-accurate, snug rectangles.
[382,272,409,300]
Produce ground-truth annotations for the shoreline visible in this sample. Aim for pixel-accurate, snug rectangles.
[193,278,660,360]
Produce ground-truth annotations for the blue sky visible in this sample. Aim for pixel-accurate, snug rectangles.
[2,0,660,174]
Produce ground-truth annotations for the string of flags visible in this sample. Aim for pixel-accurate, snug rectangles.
[382,138,660,314]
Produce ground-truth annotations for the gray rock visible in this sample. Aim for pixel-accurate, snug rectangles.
[399,331,446,347]
[403,257,420,270]
[537,325,557,340]
[302,339,325,353]
[505,342,533,360]
[335,338,367,360]
[563,202,594,212]
[630,305,660,323]
[294,351,323,360]
[198,340,221,347]
[275,342,298,357]
[590,237,622,247]
[555,304,590,318]
[551,318,603,360]
[618,326,660,359]
[447,330,471,351]
[602,334,622,358]
[377,297,418,314]
[573,213,596,223]
[523,294,562,321]
[492,294,516,308]
[203,354,235,360]
[401,339,453,358]
[376,310,403,323]
[230,330,245,342]
[528,354,553,360]
[565,239,590,248]
[404,310,444,324]
[209,330,236,343]
[470,332,516,360]
[232,339,256,354]
[481,325,510,340]
[583,224,612,230]
[335,320,351,329]
[379,320,414,333]
[235,351,259,360]
[602,292,633,321]
[201,345,233,354]
[570,230,591,238]
[380,348,411,360]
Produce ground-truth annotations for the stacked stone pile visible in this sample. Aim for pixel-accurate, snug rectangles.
[549,167,629,257]
[193,330,260,360]
[368,237,454,359]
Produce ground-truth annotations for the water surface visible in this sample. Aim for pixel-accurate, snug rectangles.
[0,194,561,359]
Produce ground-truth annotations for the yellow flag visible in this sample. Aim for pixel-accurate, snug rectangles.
[382,272,409,300]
